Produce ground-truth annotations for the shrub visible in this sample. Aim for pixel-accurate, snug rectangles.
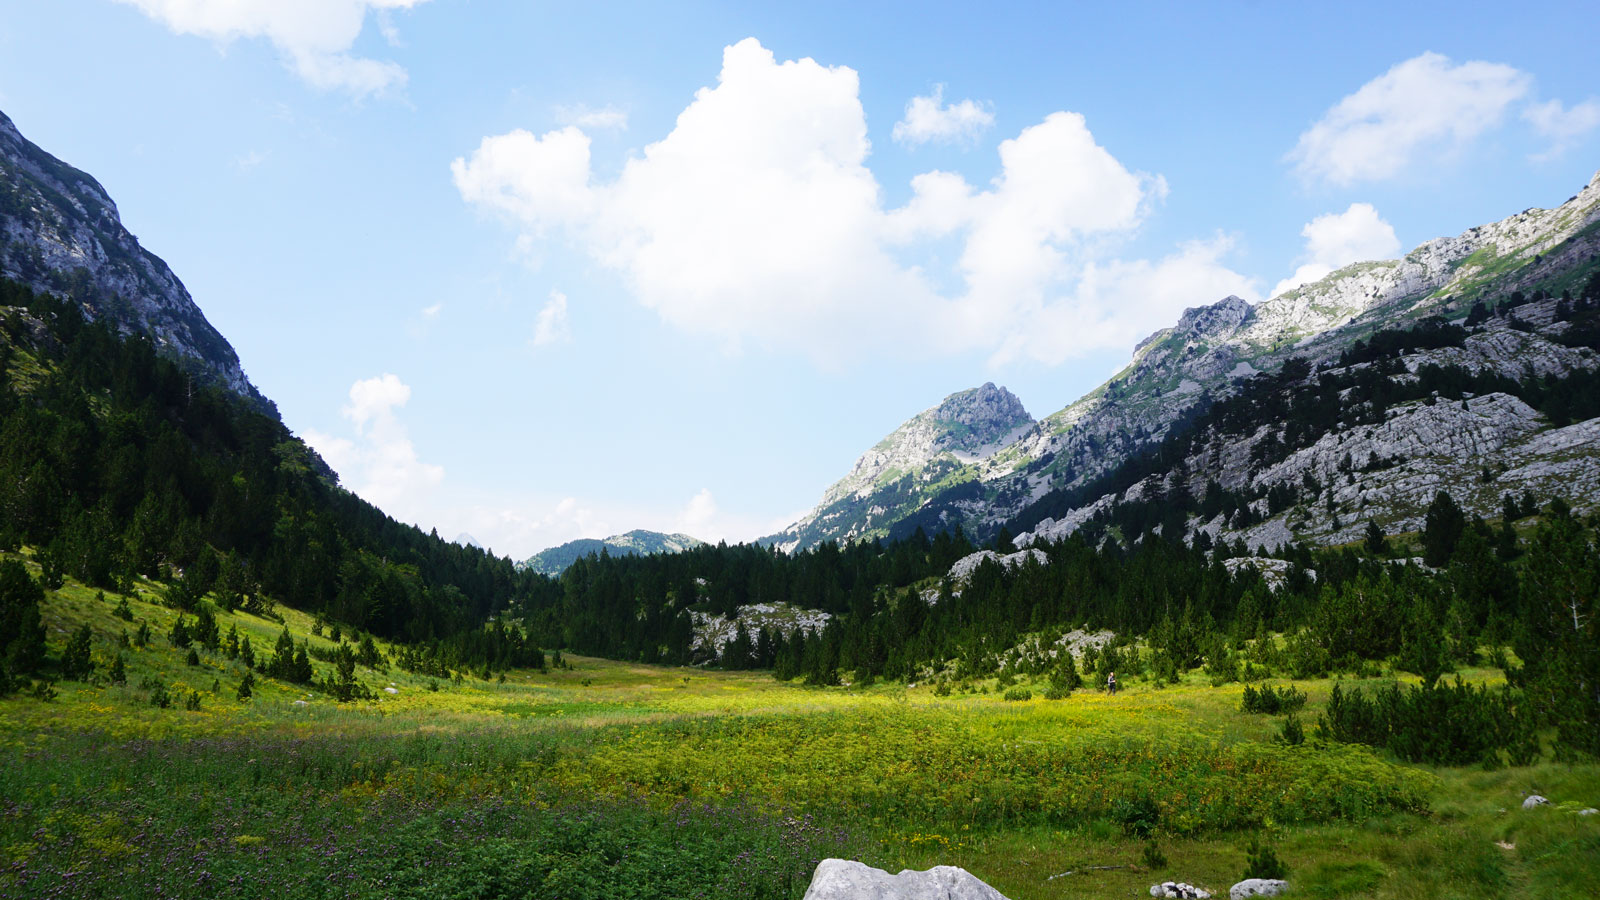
[1002,687,1032,701]
[1241,683,1307,715]
[1316,679,1534,765]
[149,683,171,709]
[113,596,134,621]
[1243,838,1289,881]
[1278,714,1305,746]
[1111,794,1160,838]
[108,653,126,685]
[237,670,255,700]
[1143,839,1168,870]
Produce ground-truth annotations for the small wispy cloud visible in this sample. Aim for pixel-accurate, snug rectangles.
[532,289,572,346]
[893,85,994,147]
[1524,97,1600,161]
[554,103,629,131]
[234,149,269,172]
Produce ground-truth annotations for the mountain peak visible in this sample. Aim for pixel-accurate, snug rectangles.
[0,106,267,411]
[929,382,1032,449]
[518,530,704,575]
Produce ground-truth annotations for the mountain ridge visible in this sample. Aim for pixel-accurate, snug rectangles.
[518,530,705,575]
[773,170,1600,552]
[0,108,267,411]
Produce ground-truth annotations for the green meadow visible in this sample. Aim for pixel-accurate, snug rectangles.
[2,559,1596,899]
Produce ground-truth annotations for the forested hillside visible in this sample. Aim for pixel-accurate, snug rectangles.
[0,277,555,687]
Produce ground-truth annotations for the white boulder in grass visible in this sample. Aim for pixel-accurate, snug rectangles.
[384,687,399,695]
[1522,794,1550,809]
[1230,879,1289,898]
[803,859,1009,900]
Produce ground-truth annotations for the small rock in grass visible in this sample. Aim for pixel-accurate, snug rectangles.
[804,859,1008,900]
[292,700,308,707]
[1578,808,1597,816]
[1230,879,1288,898]
[1152,883,1212,899]
[1522,795,1549,809]
[384,687,398,695]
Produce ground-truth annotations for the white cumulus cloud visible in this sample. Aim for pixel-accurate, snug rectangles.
[1271,203,1401,298]
[115,0,430,97]
[454,38,1252,368]
[892,84,994,146]
[303,373,444,525]
[1289,52,1531,185]
[532,289,572,346]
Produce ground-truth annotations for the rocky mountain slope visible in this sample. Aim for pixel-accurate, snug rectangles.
[0,108,265,409]
[775,171,1600,552]
[766,383,1032,551]
[518,530,704,575]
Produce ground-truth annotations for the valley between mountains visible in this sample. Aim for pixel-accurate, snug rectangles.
[1,106,1598,900]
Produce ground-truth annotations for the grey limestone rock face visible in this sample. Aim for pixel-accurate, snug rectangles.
[803,859,1010,900]
[1229,879,1289,899]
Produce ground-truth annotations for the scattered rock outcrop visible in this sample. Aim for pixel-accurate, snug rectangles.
[948,548,1048,582]
[690,602,831,660]
[803,859,1009,900]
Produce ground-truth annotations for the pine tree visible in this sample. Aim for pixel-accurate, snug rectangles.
[1363,520,1389,557]
[237,670,255,701]
[0,559,47,674]
[357,633,381,669]
[61,624,94,680]
[168,616,191,648]
[192,606,219,651]
[1422,490,1466,566]
[109,653,126,685]
[224,624,240,659]
[240,635,255,670]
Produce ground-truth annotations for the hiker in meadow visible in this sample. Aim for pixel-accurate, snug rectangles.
[1106,671,1117,695]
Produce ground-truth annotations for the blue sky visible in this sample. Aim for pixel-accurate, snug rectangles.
[1,1,1596,559]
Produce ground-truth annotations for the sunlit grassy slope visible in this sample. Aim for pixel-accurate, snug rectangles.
[2,553,1596,899]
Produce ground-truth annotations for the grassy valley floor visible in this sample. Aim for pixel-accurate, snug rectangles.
[1,568,1596,898]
